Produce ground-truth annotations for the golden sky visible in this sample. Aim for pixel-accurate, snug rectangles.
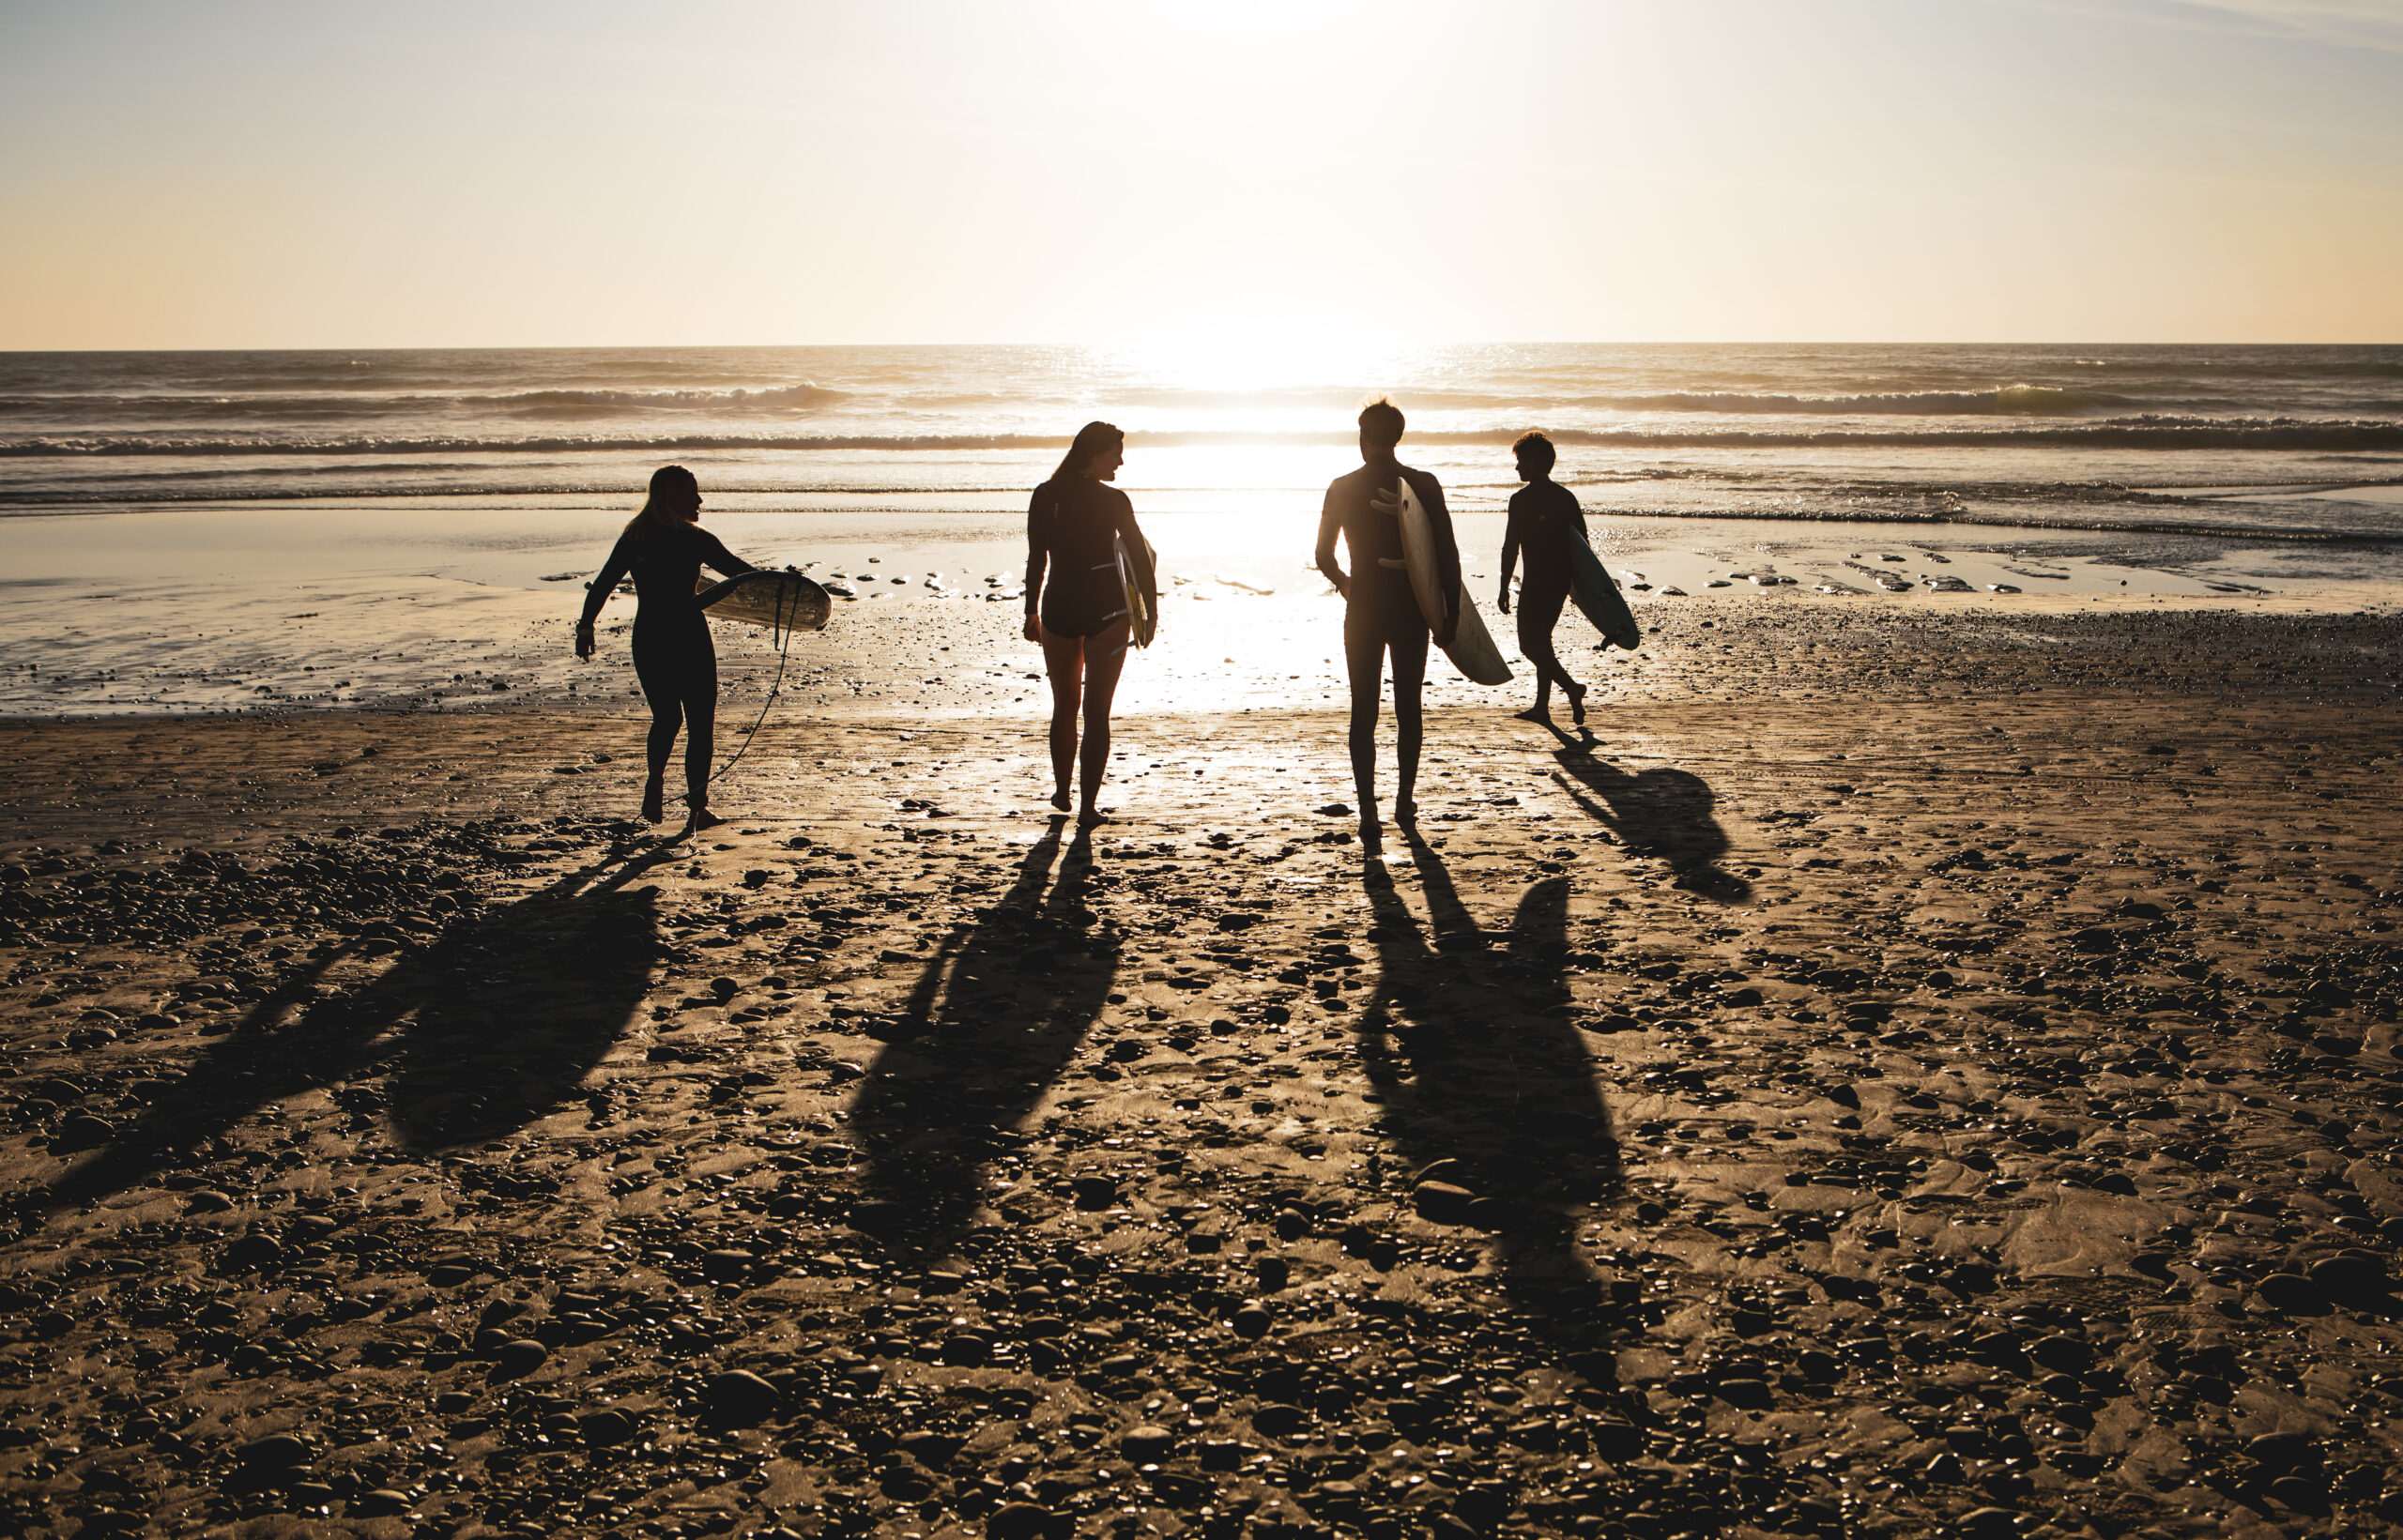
[3,0,2398,348]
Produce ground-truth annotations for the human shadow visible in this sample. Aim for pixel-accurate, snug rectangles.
[850,825,1119,1259]
[1553,746,1753,902]
[1355,827,1624,1337]
[35,837,673,1218]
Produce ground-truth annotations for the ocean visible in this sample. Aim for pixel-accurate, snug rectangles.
[4,343,2402,539]
[3,343,2400,716]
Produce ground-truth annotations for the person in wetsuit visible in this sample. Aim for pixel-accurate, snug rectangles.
[1314,398,1460,838]
[574,465,755,831]
[1025,420,1154,826]
[1497,430,1590,726]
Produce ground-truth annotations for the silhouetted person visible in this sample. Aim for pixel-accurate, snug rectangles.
[1316,398,1459,841]
[1026,421,1154,826]
[575,465,755,831]
[1497,430,1590,727]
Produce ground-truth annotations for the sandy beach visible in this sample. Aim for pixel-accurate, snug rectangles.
[4,596,2398,1537]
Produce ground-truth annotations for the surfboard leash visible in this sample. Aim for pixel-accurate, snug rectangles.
[678,581,798,805]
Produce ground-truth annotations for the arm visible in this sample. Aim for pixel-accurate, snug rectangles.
[1115,493,1157,611]
[575,532,634,657]
[1313,483,1349,599]
[1498,492,1523,615]
[1023,486,1049,642]
[696,528,755,580]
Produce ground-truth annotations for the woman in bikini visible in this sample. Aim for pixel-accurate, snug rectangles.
[1024,421,1154,826]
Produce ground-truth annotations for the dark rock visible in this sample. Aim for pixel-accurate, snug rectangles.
[1413,1181,1477,1224]
[53,1112,115,1152]
[351,1490,410,1517]
[2028,1334,2091,1375]
[900,1430,964,1467]
[1071,1175,1119,1210]
[702,1368,780,1426]
[1122,1425,1174,1463]
[579,1408,638,1448]
[701,1248,754,1283]
[2246,1431,2320,1474]
[491,1337,549,1379]
[236,1433,311,1471]
[987,1501,1068,1539]
[2255,1272,2328,1315]
[2308,1249,2390,1304]
[222,1233,284,1271]
[1251,1402,1306,1437]
[1713,1377,1773,1409]
[1232,1301,1272,1339]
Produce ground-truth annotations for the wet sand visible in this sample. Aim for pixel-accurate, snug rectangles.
[2,605,2400,1537]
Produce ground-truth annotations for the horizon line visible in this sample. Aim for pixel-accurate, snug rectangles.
[4,338,2400,357]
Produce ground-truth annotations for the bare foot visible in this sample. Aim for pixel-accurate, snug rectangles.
[683,807,726,836]
[1049,789,1071,813]
[1393,796,1417,827]
[1513,705,1552,724]
[1568,683,1588,726]
[1077,807,1110,829]
[641,779,665,824]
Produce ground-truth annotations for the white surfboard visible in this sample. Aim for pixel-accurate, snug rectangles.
[696,570,831,633]
[1395,479,1511,686]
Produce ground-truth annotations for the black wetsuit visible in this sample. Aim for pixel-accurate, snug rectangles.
[1502,479,1587,658]
[1026,479,1149,638]
[1318,459,1461,810]
[583,519,752,801]
[1320,460,1461,657]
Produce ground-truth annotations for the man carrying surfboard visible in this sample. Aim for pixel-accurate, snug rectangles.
[1497,430,1591,727]
[1315,398,1461,838]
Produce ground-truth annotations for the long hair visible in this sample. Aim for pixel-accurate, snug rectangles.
[1045,422,1123,488]
[621,465,699,545]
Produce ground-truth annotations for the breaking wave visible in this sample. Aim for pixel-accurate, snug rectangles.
[9,415,2401,457]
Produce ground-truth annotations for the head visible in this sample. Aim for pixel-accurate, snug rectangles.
[1049,421,1125,484]
[638,465,702,525]
[1512,431,1556,482]
[1357,398,1404,462]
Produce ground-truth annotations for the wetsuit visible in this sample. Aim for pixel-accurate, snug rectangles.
[582,519,752,802]
[1317,460,1460,811]
[1026,479,1150,639]
[1320,460,1460,663]
[1501,478,1588,676]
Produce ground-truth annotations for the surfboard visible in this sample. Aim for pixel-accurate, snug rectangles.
[1394,478,1511,686]
[1115,531,1158,649]
[1566,531,1640,650]
[696,570,832,633]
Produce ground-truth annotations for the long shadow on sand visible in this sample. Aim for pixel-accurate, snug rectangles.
[850,825,1118,1259]
[35,838,673,1218]
[1552,745,1753,902]
[1355,827,1624,1341]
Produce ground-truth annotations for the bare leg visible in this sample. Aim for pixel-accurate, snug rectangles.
[1342,602,1386,826]
[1390,620,1430,823]
[1075,618,1131,822]
[1041,626,1084,812]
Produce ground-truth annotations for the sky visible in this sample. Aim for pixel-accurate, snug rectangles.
[2,0,2398,349]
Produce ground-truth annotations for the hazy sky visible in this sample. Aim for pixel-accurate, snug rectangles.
[3,0,2398,348]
